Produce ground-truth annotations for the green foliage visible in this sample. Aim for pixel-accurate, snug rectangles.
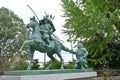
[0,7,29,74]
[43,60,61,69]
[42,61,51,69]
[32,59,40,70]
[61,0,120,68]
[13,59,40,70]
[13,60,28,70]
[43,61,75,69]
[52,61,61,69]
[64,61,74,69]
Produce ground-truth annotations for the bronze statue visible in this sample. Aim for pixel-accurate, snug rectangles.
[39,16,55,46]
[72,43,88,69]
[19,16,72,70]
[19,5,88,70]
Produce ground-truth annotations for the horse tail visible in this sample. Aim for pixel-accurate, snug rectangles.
[53,38,72,53]
[62,45,72,53]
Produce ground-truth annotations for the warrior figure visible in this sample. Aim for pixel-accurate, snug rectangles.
[39,15,55,46]
[73,43,88,69]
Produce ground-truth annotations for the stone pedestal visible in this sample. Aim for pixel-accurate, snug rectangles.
[1,69,97,80]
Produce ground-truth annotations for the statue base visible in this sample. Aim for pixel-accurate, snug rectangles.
[1,69,97,80]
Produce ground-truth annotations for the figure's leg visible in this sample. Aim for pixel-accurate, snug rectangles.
[81,62,85,69]
[46,38,50,45]
[44,38,50,47]
[27,47,35,70]
[84,59,88,68]
[74,62,78,69]
[46,53,56,70]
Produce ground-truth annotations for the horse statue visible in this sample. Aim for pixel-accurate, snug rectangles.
[19,16,72,70]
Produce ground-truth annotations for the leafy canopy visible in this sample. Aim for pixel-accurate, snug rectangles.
[0,7,29,74]
[61,0,120,67]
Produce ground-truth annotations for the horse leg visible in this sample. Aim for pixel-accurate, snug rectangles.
[19,40,30,58]
[46,53,56,70]
[19,40,35,58]
[27,47,35,70]
[56,52,64,70]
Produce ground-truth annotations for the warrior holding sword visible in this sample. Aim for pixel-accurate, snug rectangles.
[27,5,56,46]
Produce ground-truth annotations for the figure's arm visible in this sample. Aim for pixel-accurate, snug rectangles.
[39,29,47,33]
[71,49,76,54]
[81,48,88,58]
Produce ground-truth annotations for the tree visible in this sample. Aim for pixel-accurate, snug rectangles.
[61,0,120,68]
[13,59,28,70]
[13,59,40,70]
[0,7,29,74]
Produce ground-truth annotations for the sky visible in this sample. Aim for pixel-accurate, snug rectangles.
[0,0,76,64]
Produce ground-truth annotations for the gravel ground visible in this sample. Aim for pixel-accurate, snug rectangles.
[92,76,120,80]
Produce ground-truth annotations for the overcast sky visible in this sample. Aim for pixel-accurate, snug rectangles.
[0,0,75,62]
[0,0,65,33]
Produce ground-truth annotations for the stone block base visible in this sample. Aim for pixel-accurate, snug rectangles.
[0,72,97,80]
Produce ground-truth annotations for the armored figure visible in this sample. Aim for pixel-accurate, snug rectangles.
[73,43,88,69]
[39,15,55,46]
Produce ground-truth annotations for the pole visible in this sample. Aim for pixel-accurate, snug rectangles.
[69,30,74,61]
[27,4,40,21]
[44,53,46,66]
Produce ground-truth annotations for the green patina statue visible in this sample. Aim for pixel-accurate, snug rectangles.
[39,16,55,46]
[19,15,72,70]
[72,43,88,69]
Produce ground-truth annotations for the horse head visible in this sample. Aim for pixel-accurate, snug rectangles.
[27,16,39,29]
